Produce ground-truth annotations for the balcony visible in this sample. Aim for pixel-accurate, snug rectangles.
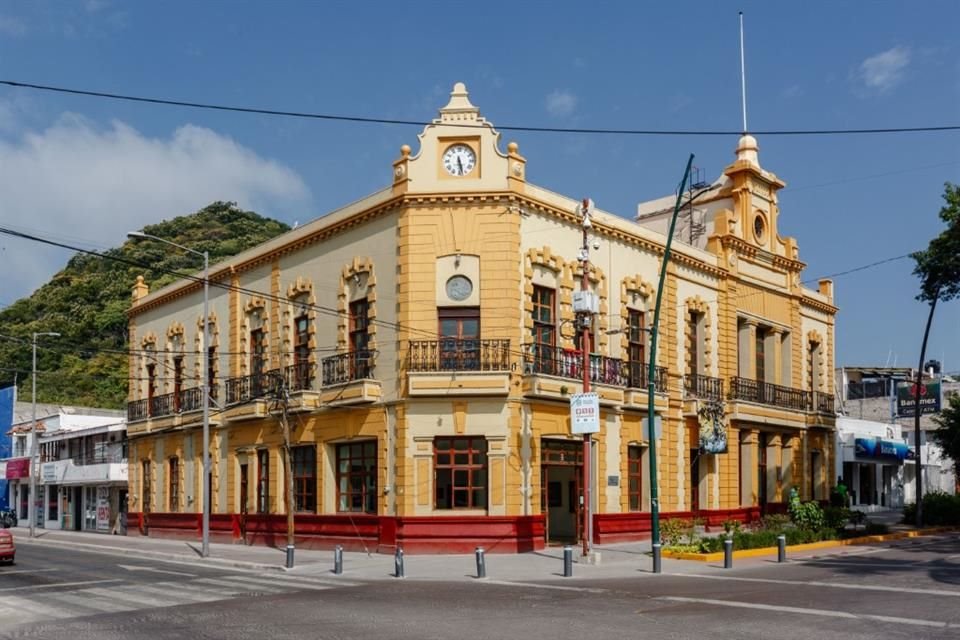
[729,377,809,411]
[222,371,275,421]
[522,343,628,405]
[622,361,670,409]
[811,391,835,415]
[407,339,511,396]
[684,373,725,402]
[126,384,220,423]
[320,351,381,405]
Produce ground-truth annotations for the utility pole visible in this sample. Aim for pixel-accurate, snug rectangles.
[273,373,296,568]
[29,331,59,538]
[913,293,939,527]
[576,198,596,558]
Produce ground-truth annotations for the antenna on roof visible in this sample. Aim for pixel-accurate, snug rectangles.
[739,11,748,134]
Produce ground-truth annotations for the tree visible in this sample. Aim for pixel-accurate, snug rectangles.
[931,394,960,480]
[910,182,960,524]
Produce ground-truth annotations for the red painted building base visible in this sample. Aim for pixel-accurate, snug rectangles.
[129,508,772,551]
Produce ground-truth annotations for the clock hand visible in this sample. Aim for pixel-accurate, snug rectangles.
[457,157,464,176]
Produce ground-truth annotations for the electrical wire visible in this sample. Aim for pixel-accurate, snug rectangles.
[0,225,922,370]
[2,79,959,137]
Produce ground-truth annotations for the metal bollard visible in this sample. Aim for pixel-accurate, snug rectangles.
[777,535,786,563]
[475,546,486,578]
[723,538,733,569]
[394,547,405,578]
[652,542,662,574]
[285,544,295,569]
[562,545,573,577]
[333,545,343,575]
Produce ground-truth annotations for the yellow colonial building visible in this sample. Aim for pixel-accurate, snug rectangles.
[125,83,837,552]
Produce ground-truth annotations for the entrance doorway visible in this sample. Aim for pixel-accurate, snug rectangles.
[540,439,583,544]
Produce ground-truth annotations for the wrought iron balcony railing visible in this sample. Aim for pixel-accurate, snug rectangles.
[322,351,373,386]
[280,362,315,392]
[408,339,511,372]
[812,391,835,414]
[224,371,274,405]
[729,377,809,411]
[625,361,670,394]
[149,392,175,418]
[127,398,148,422]
[685,373,725,401]
[178,384,221,413]
[523,343,627,387]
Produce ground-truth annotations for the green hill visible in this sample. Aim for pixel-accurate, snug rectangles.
[0,202,291,409]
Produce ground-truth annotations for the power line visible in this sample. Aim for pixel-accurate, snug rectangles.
[3,79,959,137]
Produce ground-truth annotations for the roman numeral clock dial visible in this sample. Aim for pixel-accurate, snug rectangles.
[442,144,476,176]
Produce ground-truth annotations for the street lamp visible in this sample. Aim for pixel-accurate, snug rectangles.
[127,231,210,558]
[647,156,709,573]
[29,331,59,538]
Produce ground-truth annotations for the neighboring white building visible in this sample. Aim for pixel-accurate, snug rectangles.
[835,416,909,510]
[3,403,125,532]
[836,367,958,503]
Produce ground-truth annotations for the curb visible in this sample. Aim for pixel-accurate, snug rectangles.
[15,536,293,573]
[662,526,957,562]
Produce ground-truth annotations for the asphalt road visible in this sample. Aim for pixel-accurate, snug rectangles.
[1,534,958,639]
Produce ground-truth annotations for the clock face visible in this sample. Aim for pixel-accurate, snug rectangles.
[445,275,473,301]
[442,144,476,176]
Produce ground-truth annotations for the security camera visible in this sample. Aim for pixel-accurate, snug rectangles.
[592,238,601,251]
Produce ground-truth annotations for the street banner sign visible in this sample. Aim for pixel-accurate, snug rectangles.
[570,392,600,434]
[897,381,941,417]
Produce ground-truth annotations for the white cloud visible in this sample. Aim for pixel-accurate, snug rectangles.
[0,114,309,301]
[780,84,804,99]
[857,46,911,92]
[0,15,26,36]
[545,89,577,118]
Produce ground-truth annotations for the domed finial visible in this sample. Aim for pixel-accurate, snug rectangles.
[735,133,759,165]
[440,82,478,114]
[507,141,518,154]
[400,144,411,157]
[136,275,145,285]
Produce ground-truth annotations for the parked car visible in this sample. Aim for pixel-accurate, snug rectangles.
[0,528,14,564]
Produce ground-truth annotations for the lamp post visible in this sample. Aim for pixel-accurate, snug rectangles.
[647,155,695,573]
[128,231,210,558]
[29,331,59,538]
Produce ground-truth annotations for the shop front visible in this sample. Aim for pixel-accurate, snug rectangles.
[836,417,908,510]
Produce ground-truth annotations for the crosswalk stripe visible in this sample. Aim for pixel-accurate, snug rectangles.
[0,594,84,621]
[143,580,249,599]
[52,591,137,615]
[81,586,200,609]
[191,577,289,594]
[212,575,339,591]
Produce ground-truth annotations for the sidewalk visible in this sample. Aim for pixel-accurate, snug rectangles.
[9,526,703,582]
[8,512,936,584]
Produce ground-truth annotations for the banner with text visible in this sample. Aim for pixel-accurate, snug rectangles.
[897,381,941,417]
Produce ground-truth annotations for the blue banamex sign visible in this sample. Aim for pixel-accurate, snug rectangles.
[570,392,600,434]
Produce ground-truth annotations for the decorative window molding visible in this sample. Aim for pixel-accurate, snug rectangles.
[525,247,609,353]
[806,329,825,392]
[240,298,268,377]
[338,257,377,358]
[194,311,219,383]
[684,296,713,376]
[619,275,654,362]
[283,278,316,371]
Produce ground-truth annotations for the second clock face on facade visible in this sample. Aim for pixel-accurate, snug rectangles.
[445,275,473,301]
[442,144,476,176]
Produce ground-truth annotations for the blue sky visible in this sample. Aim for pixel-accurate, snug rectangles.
[0,0,957,373]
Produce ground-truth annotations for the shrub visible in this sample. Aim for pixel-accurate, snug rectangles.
[922,492,960,526]
[662,518,691,547]
[823,506,850,532]
[789,499,826,532]
[902,492,960,526]
[722,518,742,537]
[758,514,791,532]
